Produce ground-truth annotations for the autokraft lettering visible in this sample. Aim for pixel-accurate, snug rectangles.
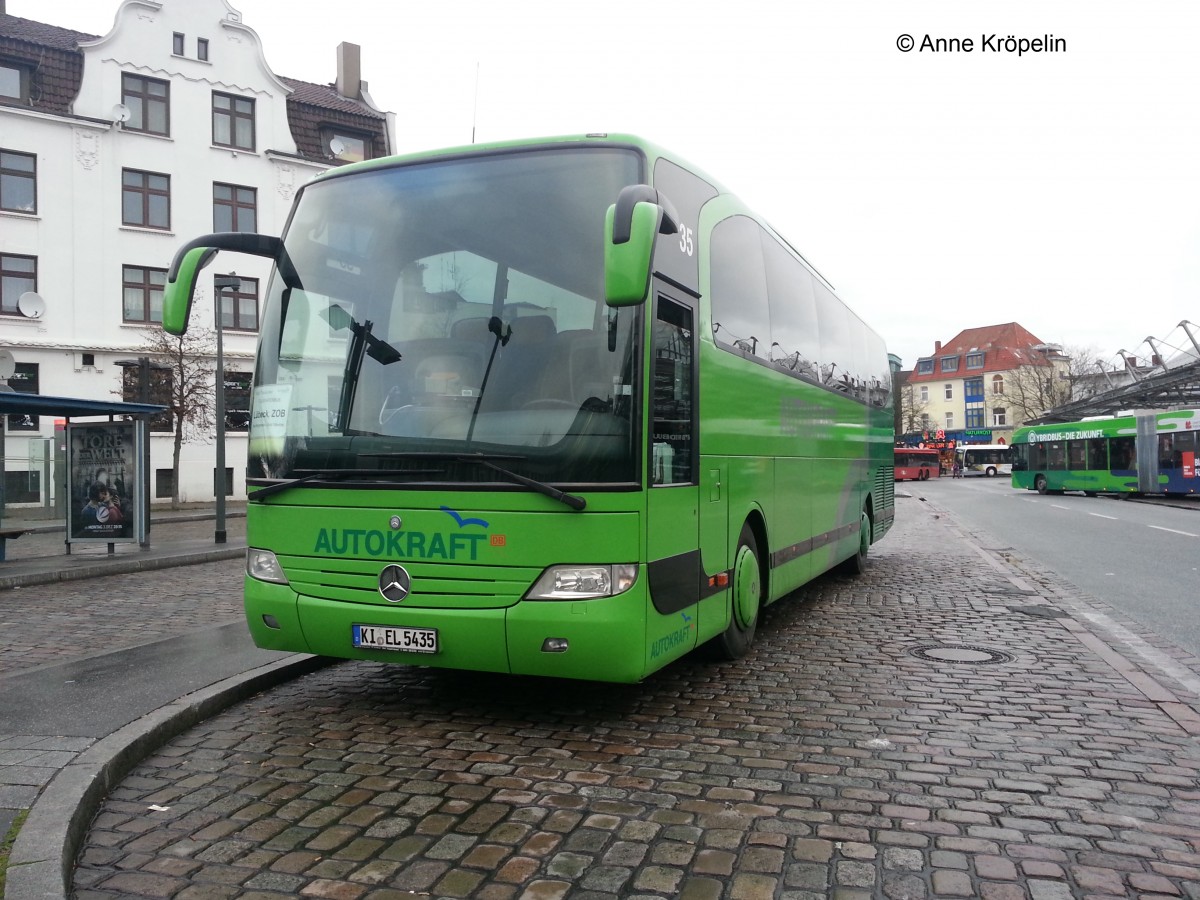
[378,564,412,603]
[314,528,487,560]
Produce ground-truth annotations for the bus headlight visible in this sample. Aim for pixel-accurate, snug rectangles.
[246,548,290,585]
[526,564,638,600]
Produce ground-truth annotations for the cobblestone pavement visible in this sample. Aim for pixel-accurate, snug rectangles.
[0,549,245,675]
[71,495,1200,899]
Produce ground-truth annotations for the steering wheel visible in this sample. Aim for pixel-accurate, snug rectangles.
[520,399,578,411]
[379,385,412,426]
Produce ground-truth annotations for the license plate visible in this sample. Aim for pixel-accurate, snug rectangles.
[353,624,438,654]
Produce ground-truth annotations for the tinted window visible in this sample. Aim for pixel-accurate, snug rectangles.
[709,215,769,358]
[761,234,819,380]
[652,158,718,296]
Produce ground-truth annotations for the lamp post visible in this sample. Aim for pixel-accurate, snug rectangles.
[212,275,240,544]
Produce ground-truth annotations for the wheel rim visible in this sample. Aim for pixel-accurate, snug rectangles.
[732,544,760,630]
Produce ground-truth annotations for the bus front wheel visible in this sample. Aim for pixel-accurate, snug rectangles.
[714,523,762,660]
[1035,475,1048,494]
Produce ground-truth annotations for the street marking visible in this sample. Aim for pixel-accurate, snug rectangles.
[1148,525,1199,538]
[1051,504,1070,510]
[1088,512,1118,520]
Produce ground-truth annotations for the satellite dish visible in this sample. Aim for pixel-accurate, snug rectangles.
[111,103,131,125]
[329,137,347,157]
[0,349,15,379]
[17,292,46,319]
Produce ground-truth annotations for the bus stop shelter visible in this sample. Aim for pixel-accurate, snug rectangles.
[0,392,165,556]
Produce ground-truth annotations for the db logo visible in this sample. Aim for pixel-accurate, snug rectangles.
[490,535,506,547]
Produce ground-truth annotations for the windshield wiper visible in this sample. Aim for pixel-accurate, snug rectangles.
[248,468,441,502]
[457,455,586,511]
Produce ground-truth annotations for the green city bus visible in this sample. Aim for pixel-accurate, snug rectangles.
[162,134,895,683]
[1011,407,1199,496]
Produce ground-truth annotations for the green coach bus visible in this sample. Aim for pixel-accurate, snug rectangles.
[162,134,895,683]
[1011,407,1199,496]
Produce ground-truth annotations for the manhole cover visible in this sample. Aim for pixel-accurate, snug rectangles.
[907,643,1015,665]
[1012,604,1069,619]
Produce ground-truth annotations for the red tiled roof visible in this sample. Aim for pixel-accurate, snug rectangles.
[907,322,1054,383]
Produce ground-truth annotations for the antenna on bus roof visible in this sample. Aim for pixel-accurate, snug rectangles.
[471,62,480,144]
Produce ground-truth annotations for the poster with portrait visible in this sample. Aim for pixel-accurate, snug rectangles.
[67,422,137,543]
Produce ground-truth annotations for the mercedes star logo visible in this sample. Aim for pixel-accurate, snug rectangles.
[378,564,411,603]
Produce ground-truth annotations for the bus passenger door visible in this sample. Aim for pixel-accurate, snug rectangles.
[645,292,701,668]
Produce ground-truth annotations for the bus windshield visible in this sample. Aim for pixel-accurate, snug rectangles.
[249,147,643,487]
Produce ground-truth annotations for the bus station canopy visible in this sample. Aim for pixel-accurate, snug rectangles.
[1032,359,1200,424]
[0,392,165,419]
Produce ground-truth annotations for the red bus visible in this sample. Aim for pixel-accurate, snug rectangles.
[894,447,941,481]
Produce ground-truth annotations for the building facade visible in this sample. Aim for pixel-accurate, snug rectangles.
[901,322,1069,446]
[1,0,395,510]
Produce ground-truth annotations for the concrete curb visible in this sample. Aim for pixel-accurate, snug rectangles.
[6,653,334,900]
[0,546,246,592]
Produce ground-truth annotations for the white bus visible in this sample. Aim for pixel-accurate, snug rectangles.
[957,443,1012,477]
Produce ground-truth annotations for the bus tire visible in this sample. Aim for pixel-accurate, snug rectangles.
[714,523,762,660]
[836,508,871,577]
[1035,475,1048,495]
[985,466,997,477]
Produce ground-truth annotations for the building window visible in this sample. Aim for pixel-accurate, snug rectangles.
[321,128,371,163]
[155,469,175,498]
[945,412,954,429]
[916,358,934,374]
[217,275,259,331]
[224,371,252,431]
[213,183,257,232]
[966,352,985,369]
[965,406,984,429]
[212,92,255,150]
[0,149,36,213]
[123,366,174,432]
[122,265,167,323]
[992,374,1005,395]
[1,62,29,100]
[122,73,170,136]
[122,169,171,229]
[944,383,953,401]
[964,376,984,402]
[941,355,959,373]
[993,408,1007,427]
[197,38,209,61]
[1,253,36,317]
[5,362,39,432]
[172,32,185,55]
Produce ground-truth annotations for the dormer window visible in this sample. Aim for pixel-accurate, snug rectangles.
[916,358,934,374]
[321,128,370,163]
[966,351,984,369]
[1,61,29,101]
[941,355,959,373]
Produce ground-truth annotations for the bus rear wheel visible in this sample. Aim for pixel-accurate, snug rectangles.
[714,523,762,660]
[985,466,997,477]
[836,509,871,576]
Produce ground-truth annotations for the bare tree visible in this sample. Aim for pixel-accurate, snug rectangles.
[1005,344,1111,426]
[125,326,217,508]
[897,380,929,438]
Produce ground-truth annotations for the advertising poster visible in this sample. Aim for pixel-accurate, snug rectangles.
[67,422,136,543]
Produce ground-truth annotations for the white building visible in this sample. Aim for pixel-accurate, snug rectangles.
[1,0,395,512]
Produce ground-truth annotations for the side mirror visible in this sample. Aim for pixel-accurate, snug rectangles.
[161,233,286,335]
[604,185,679,307]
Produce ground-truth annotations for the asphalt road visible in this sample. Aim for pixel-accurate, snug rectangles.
[909,476,1200,660]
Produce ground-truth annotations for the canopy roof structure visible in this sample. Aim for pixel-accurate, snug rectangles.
[1030,359,1200,424]
[0,392,165,419]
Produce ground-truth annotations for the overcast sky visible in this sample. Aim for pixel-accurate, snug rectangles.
[14,0,1200,371]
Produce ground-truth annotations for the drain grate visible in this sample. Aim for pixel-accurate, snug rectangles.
[907,643,1015,665]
